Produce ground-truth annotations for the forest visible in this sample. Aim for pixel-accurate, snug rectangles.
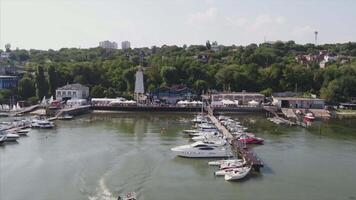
[1,40,356,104]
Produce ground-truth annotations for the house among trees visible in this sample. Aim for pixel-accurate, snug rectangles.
[0,75,18,89]
[56,83,89,100]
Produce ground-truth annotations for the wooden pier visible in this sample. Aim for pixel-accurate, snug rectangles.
[207,108,264,171]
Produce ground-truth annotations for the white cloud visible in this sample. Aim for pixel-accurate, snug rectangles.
[226,14,286,31]
[187,7,218,26]
[291,25,315,37]
[226,17,248,27]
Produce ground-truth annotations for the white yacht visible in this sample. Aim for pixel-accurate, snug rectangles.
[171,141,232,158]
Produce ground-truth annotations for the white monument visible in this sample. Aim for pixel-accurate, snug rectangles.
[134,67,146,102]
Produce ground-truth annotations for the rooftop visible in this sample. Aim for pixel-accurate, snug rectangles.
[57,83,88,91]
[273,97,324,101]
[0,75,18,78]
[212,92,264,96]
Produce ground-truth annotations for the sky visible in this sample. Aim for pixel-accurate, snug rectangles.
[0,0,356,50]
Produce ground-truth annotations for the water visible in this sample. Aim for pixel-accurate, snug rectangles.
[1,113,356,200]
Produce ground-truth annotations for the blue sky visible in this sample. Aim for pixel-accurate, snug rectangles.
[1,0,355,50]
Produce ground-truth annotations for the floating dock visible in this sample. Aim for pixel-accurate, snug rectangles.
[207,107,264,171]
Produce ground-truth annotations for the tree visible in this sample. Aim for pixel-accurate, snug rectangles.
[48,65,58,97]
[122,67,137,91]
[193,80,208,94]
[18,75,36,99]
[35,66,48,99]
[215,65,237,91]
[90,85,105,98]
[160,66,179,86]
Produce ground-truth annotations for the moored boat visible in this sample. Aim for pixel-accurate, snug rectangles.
[224,166,251,181]
[304,113,315,122]
[208,158,243,166]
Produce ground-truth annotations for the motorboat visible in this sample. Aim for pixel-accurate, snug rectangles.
[224,166,251,181]
[197,123,216,130]
[220,159,246,170]
[172,140,226,150]
[182,129,200,135]
[238,134,264,145]
[208,159,243,166]
[191,115,208,124]
[171,146,233,158]
[118,192,137,200]
[31,119,54,129]
[216,166,250,177]
[304,113,315,122]
[188,130,219,137]
[191,133,221,142]
[58,114,74,120]
[2,133,20,142]
[171,141,232,158]
[17,128,31,136]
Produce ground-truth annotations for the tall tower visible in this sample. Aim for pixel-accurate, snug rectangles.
[314,31,318,45]
[134,67,145,102]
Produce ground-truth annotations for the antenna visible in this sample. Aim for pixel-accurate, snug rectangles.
[314,31,318,45]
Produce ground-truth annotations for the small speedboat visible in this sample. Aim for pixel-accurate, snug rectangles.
[118,192,137,200]
[304,113,315,122]
[224,166,251,181]
[238,134,264,144]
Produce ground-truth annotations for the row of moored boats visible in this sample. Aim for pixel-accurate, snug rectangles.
[0,117,55,144]
[170,114,264,181]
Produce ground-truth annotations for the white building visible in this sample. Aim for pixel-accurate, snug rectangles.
[121,41,131,50]
[56,83,89,100]
[99,40,118,49]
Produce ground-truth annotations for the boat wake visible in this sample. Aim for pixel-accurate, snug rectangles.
[88,177,116,200]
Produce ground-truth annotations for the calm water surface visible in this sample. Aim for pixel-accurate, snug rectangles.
[1,112,356,200]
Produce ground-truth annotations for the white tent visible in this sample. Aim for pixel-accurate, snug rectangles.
[195,101,203,105]
[248,100,259,106]
[222,99,235,105]
[234,100,239,105]
[177,100,189,105]
[125,100,137,104]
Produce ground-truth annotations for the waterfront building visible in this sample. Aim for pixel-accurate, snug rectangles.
[148,85,197,105]
[56,83,89,100]
[272,97,325,109]
[121,41,131,50]
[99,40,118,49]
[211,92,264,106]
[0,75,18,89]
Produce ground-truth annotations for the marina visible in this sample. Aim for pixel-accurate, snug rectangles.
[1,113,356,200]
